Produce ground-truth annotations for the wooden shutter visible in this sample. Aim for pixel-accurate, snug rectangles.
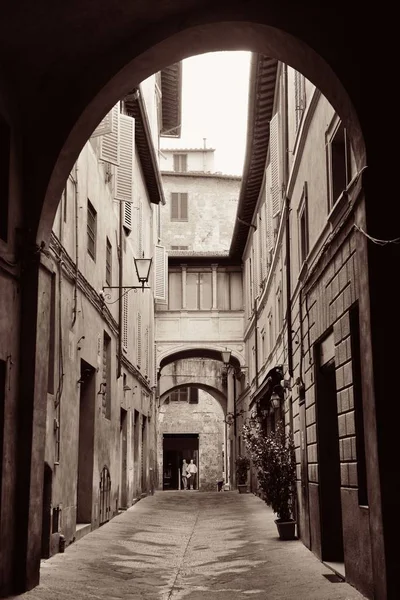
[123,293,128,350]
[171,193,179,220]
[138,200,143,256]
[115,113,134,202]
[260,208,266,281]
[180,193,188,220]
[270,112,281,217]
[136,312,142,368]
[100,104,120,165]
[154,244,167,301]
[265,164,274,251]
[123,200,132,231]
[91,103,118,138]
[145,326,149,376]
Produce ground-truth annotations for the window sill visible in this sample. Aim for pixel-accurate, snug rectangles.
[327,190,349,230]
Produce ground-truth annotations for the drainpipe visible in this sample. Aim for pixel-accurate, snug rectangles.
[283,64,293,377]
[71,163,79,328]
[254,297,259,389]
[117,200,124,378]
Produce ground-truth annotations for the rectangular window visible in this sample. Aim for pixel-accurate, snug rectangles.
[102,332,111,419]
[106,237,112,286]
[173,153,187,172]
[327,121,351,210]
[170,388,189,402]
[268,312,273,354]
[87,199,97,260]
[122,293,128,350]
[168,271,182,309]
[136,312,142,368]
[298,182,309,266]
[189,388,199,404]
[171,192,188,221]
[186,271,212,310]
[277,289,283,334]
[350,303,368,506]
[294,71,306,130]
[217,271,243,310]
[0,115,10,242]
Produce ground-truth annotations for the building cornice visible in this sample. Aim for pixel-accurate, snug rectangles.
[229,53,279,260]
[124,89,166,205]
[161,171,241,181]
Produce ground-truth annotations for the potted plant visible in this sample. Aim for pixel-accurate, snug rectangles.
[243,420,296,539]
[235,455,250,493]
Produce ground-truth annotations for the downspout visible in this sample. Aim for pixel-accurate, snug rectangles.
[283,64,293,377]
[71,163,79,328]
[254,297,259,389]
[117,200,124,378]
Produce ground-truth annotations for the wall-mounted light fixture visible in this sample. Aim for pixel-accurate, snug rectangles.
[101,256,153,303]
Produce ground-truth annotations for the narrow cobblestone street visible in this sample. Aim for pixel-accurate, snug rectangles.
[11,492,366,600]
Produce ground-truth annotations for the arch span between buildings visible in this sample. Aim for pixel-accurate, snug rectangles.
[36,18,365,244]
[159,383,227,414]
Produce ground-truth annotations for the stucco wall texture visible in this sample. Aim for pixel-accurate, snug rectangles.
[157,390,225,491]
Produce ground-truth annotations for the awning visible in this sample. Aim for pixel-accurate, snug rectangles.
[249,366,283,408]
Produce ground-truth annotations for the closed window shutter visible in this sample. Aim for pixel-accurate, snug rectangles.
[100,104,120,165]
[260,209,266,280]
[173,154,179,171]
[154,244,167,301]
[137,312,142,368]
[189,388,199,403]
[145,326,149,376]
[265,164,274,251]
[138,200,143,256]
[171,193,179,219]
[180,193,188,219]
[91,103,118,138]
[123,293,128,350]
[270,113,281,217]
[115,113,134,205]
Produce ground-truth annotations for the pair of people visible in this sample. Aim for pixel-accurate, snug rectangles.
[181,459,198,490]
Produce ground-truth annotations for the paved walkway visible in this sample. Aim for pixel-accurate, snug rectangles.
[12,492,366,600]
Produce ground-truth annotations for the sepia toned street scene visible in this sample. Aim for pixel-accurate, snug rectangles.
[0,3,397,600]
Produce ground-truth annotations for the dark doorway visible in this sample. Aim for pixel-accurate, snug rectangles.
[316,339,344,563]
[41,463,52,558]
[0,360,5,515]
[163,434,199,490]
[77,360,95,524]
[119,408,127,508]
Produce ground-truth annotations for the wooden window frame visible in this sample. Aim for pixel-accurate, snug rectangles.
[106,237,112,286]
[171,192,188,222]
[298,182,309,267]
[87,199,97,260]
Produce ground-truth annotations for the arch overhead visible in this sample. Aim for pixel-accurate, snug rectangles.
[15,6,367,244]
[160,383,227,414]
[158,356,229,398]
[158,347,243,372]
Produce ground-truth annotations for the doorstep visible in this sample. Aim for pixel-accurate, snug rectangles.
[75,522,91,542]
[323,561,346,581]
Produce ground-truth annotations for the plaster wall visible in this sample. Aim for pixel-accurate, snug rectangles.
[160,149,215,173]
[157,390,224,491]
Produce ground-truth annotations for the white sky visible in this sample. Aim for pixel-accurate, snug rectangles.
[160,51,251,176]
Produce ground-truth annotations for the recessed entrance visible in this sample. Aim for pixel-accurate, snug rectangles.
[316,334,344,564]
[163,434,199,490]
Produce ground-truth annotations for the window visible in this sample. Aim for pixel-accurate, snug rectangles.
[298,182,309,265]
[277,288,283,334]
[102,332,111,419]
[170,388,189,402]
[327,120,351,210]
[188,388,199,404]
[168,271,182,309]
[171,192,188,221]
[106,238,112,286]
[87,199,97,260]
[268,312,274,354]
[0,115,10,242]
[294,71,306,130]
[173,153,187,172]
[186,271,212,310]
[136,312,142,368]
[122,294,128,351]
[216,271,243,310]
[47,274,56,394]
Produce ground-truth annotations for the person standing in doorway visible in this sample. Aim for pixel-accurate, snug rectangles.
[181,459,188,490]
[187,459,198,490]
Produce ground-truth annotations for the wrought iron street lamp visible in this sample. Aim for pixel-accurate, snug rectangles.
[101,256,153,302]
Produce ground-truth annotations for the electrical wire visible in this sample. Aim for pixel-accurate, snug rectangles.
[353,224,400,246]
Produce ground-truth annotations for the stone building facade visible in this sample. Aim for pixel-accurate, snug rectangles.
[160,148,241,253]
[157,389,224,491]
[235,56,373,598]
[39,77,168,557]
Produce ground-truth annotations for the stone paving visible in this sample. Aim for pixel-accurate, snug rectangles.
[11,491,367,600]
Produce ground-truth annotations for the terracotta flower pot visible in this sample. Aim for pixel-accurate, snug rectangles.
[237,484,248,494]
[275,519,296,540]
